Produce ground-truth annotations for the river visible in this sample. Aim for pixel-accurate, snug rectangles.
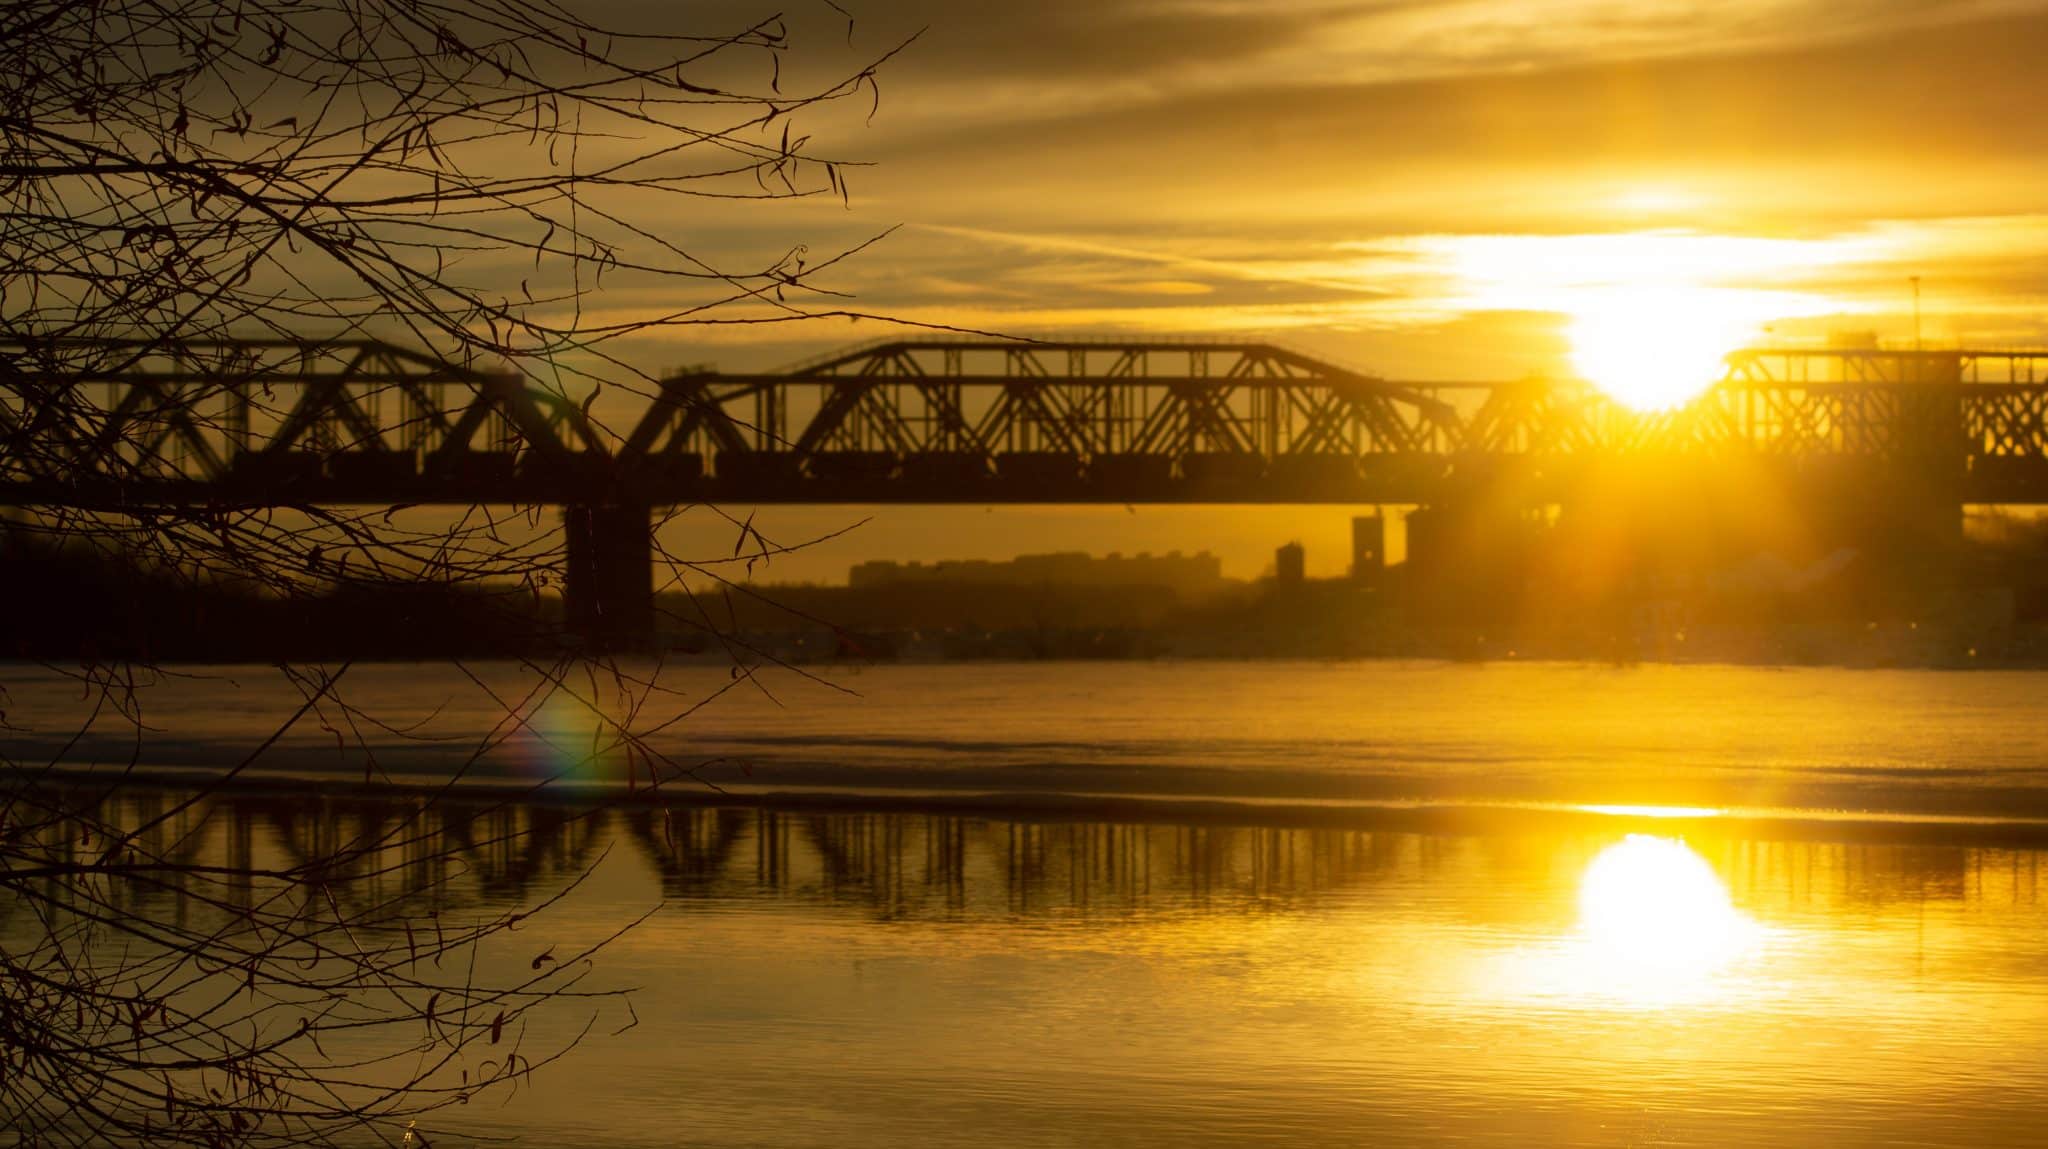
[8,659,2048,1145]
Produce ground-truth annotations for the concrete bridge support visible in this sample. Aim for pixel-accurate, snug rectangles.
[563,503,654,651]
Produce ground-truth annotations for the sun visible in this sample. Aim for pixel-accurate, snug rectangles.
[1423,228,1849,413]
[1567,285,1762,412]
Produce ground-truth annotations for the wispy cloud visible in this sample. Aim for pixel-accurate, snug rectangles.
[824,0,2048,133]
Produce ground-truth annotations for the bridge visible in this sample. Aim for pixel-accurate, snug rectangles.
[6,335,2048,643]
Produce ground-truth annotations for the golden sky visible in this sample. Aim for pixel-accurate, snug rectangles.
[630,0,2048,581]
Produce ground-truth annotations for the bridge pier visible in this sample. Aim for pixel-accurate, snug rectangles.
[1820,478,1964,580]
[562,503,654,651]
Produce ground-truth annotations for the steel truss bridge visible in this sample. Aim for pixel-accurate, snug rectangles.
[5,337,2048,507]
[7,335,2047,641]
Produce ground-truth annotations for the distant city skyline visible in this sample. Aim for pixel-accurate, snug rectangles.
[850,549,1229,594]
[667,505,1394,586]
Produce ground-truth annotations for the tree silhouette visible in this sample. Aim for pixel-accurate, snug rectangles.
[0,0,902,1142]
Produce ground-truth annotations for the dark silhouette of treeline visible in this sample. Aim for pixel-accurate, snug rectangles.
[0,533,550,662]
[693,578,1197,660]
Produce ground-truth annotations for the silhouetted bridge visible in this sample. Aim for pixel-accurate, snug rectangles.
[6,336,2047,641]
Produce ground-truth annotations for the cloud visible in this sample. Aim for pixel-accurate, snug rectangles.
[520,3,2048,377]
[838,7,2048,239]
[797,0,2048,135]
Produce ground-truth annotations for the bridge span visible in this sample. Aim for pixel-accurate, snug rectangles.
[7,336,2048,505]
[6,336,2048,643]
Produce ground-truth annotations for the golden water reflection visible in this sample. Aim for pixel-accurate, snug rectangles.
[42,792,2048,1146]
[1576,803,1725,819]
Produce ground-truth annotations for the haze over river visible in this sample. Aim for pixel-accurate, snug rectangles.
[12,660,2048,1146]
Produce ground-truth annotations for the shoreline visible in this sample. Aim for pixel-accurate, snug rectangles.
[4,642,2043,671]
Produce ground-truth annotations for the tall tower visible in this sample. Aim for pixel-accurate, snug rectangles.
[1351,514,1385,585]
[1275,541,1306,587]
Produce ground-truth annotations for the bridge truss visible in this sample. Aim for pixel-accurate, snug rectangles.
[0,337,604,505]
[6,337,2048,506]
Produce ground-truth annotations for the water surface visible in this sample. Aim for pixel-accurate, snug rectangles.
[12,660,2048,1145]
[75,794,2048,1147]
[10,660,2048,818]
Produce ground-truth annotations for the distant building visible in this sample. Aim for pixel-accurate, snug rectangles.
[1351,515,1385,584]
[1275,542,1306,586]
[849,550,1227,598]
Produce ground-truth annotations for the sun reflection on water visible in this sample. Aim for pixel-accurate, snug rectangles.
[1579,835,1758,981]
[1494,835,1764,1009]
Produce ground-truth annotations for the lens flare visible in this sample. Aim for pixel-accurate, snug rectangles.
[513,689,624,784]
